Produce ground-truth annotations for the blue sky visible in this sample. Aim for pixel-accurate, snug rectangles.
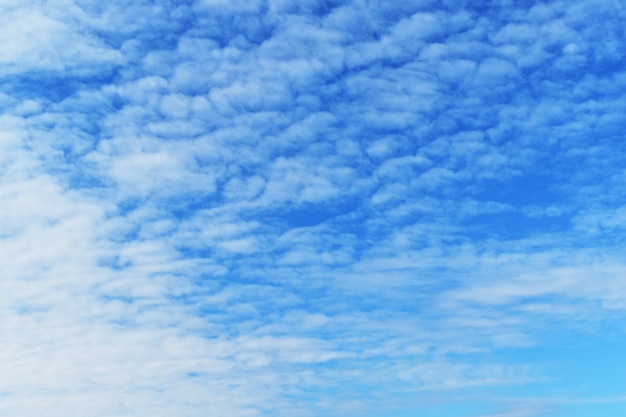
[1,0,625,416]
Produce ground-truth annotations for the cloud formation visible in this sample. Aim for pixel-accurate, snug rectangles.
[1,0,626,416]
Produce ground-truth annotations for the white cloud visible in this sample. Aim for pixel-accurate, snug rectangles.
[1,0,626,416]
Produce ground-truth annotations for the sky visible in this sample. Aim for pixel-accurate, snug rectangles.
[1,0,626,416]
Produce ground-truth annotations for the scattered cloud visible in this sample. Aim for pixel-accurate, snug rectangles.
[1,0,625,416]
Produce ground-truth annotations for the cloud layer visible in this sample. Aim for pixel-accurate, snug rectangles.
[1,0,626,416]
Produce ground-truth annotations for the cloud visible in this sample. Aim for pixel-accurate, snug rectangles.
[1,0,626,416]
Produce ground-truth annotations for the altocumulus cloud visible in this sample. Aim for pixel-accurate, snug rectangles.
[1,0,626,416]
